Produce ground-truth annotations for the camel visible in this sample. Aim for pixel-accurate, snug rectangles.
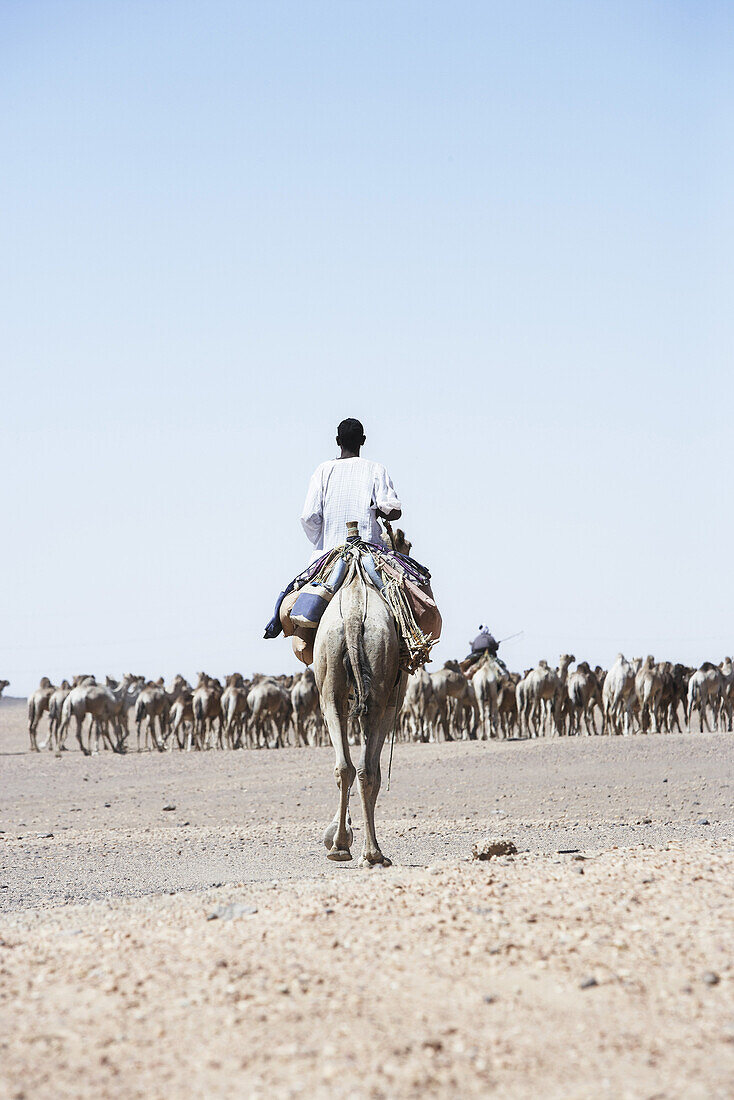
[687,663,724,732]
[246,677,291,748]
[47,680,72,749]
[402,667,438,742]
[602,654,636,735]
[430,661,477,741]
[649,662,688,733]
[169,685,194,750]
[382,528,412,557]
[94,675,146,751]
[134,678,170,751]
[290,669,320,747]
[58,675,135,755]
[221,674,249,749]
[314,561,405,866]
[635,656,664,733]
[719,658,734,732]
[566,661,602,735]
[553,654,575,735]
[85,675,142,753]
[191,673,223,749]
[497,672,520,738]
[471,654,506,739]
[517,660,565,737]
[27,677,55,751]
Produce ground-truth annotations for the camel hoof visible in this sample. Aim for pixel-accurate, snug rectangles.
[323,821,354,852]
[359,853,392,868]
[327,847,353,862]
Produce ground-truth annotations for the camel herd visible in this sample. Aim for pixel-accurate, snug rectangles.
[17,653,734,756]
[404,654,734,741]
[23,672,322,756]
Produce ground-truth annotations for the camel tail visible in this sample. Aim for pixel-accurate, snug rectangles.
[343,599,372,720]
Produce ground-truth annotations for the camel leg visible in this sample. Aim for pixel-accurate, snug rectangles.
[76,716,89,756]
[322,697,355,861]
[357,706,393,867]
[441,702,453,742]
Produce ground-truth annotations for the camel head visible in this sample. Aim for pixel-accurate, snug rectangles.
[0,679,9,696]
[443,660,462,673]
[393,528,412,556]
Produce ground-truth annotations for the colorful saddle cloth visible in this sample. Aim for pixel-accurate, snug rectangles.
[288,540,441,673]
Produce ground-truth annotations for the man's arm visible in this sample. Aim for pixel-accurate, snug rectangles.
[373,465,402,522]
[300,467,324,546]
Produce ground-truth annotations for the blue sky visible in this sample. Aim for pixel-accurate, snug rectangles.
[1,1,732,694]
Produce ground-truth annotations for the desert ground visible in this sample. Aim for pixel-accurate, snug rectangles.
[1,696,733,1098]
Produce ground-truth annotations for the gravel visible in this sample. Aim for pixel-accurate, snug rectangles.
[1,698,733,1097]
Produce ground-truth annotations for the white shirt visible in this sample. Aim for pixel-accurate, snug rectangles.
[301,456,401,560]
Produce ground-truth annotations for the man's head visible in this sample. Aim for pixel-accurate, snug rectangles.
[336,418,365,454]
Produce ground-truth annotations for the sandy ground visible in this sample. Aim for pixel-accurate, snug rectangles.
[1,697,733,1098]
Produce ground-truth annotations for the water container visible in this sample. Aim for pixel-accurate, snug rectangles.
[290,556,349,629]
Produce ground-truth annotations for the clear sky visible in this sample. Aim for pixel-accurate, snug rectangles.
[1,1,732,696]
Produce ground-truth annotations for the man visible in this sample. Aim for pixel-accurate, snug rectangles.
[461,625,506,674]
[300,418,402,561]
[264,418,402,639]
[470,625,498,658]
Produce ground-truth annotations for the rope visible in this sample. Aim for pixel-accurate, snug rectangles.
[379,576,437,673]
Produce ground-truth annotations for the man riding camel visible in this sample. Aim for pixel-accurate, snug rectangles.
[462,625,507,675]
[300,417,402,561]
[264,418,402,638]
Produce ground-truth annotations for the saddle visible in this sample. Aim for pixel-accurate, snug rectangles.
[277,527,441,670]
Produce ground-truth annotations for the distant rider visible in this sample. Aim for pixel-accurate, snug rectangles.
[462,625,505,674]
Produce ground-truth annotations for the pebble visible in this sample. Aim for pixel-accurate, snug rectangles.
[702,971,720,986]
[697,818,710,826]
[163,805,176,812]
[580,976,598,989]
[207,903,258,921]
[472,838,517,860]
